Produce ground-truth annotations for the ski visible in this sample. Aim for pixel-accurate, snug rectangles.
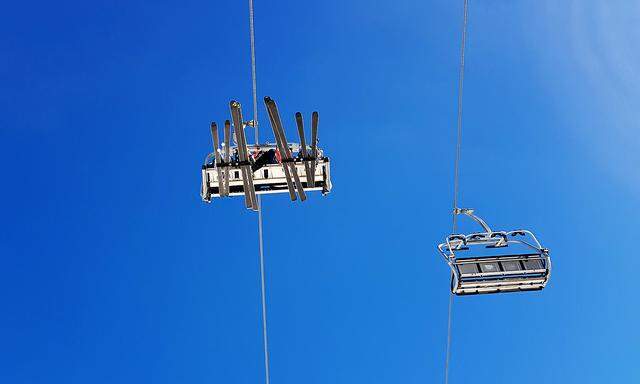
[210,122,226,197]
[310,111,319,187]
[223,120,231,197]
[295,112,314,186]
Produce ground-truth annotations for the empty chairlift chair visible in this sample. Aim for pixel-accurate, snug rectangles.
[437,209,551,295]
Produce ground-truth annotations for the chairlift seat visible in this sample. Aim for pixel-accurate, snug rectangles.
[452,253,550,295]
[438,209,552,296]
[201,147,332,201]
[201,99,330,208]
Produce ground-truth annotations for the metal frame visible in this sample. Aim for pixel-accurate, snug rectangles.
[437,209,551,295]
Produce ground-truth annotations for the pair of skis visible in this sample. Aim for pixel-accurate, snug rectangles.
[209,120,231,198]
[209,102,259,210]
[264,96,319,202]
[294,110,319,189]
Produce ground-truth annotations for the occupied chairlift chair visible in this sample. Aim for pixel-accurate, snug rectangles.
[201,97,332,210]
[438,209,551,295]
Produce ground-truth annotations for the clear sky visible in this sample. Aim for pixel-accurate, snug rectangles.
[1,1,639,383]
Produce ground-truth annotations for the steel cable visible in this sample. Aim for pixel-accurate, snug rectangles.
[248,1,271,383]
[445,1,469,383]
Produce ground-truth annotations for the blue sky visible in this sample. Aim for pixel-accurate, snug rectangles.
[1,1,639,383]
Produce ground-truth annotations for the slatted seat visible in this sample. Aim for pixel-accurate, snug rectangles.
[452,254,549,295]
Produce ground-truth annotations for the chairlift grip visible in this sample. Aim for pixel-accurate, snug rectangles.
[454,208,493,233]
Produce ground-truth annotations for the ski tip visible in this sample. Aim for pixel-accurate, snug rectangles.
[230,100,241,108]
[295,112,302,119]
[264,96,274,104]
[224,120,231,126]
[312,111,318,118]
[210,121,217,129]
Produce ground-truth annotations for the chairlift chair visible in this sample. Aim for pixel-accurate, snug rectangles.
[201,98,332,210]
[438,209,551,295]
